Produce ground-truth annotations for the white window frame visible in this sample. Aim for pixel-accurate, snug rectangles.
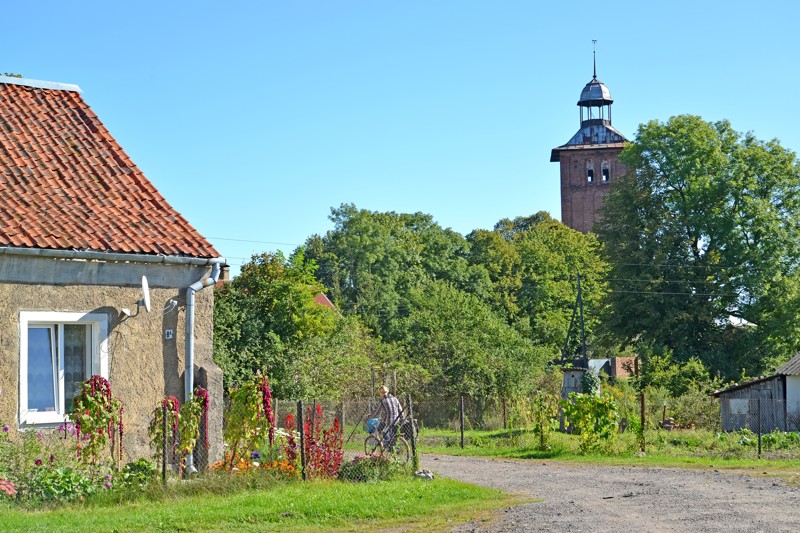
[19,312,109,426]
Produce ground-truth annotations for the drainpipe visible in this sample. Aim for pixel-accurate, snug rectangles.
[184,258,225,474]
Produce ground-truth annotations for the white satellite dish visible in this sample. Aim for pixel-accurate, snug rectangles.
[139,275,151,313]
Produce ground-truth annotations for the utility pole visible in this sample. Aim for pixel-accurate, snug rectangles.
[577,274,587,368]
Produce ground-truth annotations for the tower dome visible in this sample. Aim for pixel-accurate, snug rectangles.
[578,77,613,107]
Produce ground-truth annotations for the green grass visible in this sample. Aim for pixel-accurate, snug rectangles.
[416,426,800,481]
[0,477,513,532]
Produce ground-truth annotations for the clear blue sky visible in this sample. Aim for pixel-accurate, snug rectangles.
[4,1,798,275]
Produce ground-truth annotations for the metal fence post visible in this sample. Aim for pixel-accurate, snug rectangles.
[757,398,762,459]
[162,403,167,484]
[406,395,418,471]
[640,392,646,453]
[297,400,307,481]
[460,396,465,449]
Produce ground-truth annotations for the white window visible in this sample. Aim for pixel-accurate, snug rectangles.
[19,312,108,426]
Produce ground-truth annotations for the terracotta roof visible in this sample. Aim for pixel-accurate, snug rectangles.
[0,77,219,258]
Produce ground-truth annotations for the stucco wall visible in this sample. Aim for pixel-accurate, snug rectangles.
[0,255,223,464]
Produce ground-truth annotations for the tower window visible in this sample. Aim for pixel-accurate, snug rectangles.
[601,160,611,182]
[587,169,594,183]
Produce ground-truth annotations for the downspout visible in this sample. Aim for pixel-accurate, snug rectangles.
[185,258,225,474]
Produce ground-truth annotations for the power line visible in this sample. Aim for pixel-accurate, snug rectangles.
[209,236,301,246]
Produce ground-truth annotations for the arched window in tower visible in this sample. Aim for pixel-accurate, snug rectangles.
[586,160,594,183]
[601,160,610,182]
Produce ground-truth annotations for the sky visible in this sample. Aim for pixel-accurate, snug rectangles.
[3,1,799,276]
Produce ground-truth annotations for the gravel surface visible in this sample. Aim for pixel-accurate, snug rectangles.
[421,455,800,532]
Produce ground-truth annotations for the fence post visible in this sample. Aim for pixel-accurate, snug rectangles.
[502,397,507,430]
[460,396,465,449]
[297,400,307,481]
[162,403,167,484]
[406,395,418,471]
[640,392,646,453]
[757,398,762,459]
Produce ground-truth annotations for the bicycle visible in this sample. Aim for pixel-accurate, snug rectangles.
[364,417,411,464]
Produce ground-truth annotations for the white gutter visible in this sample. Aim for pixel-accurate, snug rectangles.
[184,257,225,473]
[0,246,220,266]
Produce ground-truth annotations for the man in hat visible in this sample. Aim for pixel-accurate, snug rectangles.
[374,385,403,448]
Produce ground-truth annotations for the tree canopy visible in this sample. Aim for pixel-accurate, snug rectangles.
[598,115,800,376]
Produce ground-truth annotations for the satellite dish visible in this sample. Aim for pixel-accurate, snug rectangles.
[140,275,151,313]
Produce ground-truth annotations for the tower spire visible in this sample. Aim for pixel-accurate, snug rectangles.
[592,39,597,80]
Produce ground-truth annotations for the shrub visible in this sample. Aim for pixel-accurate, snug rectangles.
[70,376,123,467]
[303,403,343,479]
[338,453,405,482]
[561,392,619,453]
[27,466,97,503]
[117,458,157,490]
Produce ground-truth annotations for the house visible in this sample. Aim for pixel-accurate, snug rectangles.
[0,76,226,465]
[588,356,636,379]
[713,354,800,432]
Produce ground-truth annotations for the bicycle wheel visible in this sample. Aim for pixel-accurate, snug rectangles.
[365,435,380,455]
[384,436,411,464]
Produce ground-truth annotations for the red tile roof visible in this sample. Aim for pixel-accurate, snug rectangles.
[0,78,219,258]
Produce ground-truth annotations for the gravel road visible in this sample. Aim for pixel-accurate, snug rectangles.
[421,455,800,532]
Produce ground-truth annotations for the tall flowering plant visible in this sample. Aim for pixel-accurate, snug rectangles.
[148,390,207,477]
[222,376,275,471]
[70,376,123,466]
[148,396,179,465]
[303,403,343,479]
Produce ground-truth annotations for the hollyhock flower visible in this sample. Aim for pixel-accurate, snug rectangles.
[49,455,55,463]
[36,432,42,440]
[35,459,43,466]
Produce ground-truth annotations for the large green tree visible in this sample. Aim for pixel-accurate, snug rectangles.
[213,250,372,398]
[598,115,800,376]
[468,212,609,360]
[305,204,491,340]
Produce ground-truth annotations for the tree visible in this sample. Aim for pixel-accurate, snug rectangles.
[305,204,491,340]
[468,212,609,361]
[598,115,800,376]
[395,278,550,420]
[213,250,339,396]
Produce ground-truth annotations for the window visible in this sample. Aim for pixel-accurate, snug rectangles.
[602,168,609,182]
[587,168,594,182]
[19,312,108,426]
[601,160,610,182]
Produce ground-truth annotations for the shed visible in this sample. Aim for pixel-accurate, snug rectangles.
[713,354,800,432]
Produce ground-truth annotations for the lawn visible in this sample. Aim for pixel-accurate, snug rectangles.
[0,477,513,532]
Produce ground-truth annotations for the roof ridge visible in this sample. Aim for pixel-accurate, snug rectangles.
[0,75,82,93]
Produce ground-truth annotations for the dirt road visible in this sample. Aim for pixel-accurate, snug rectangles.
[422,455,800,532]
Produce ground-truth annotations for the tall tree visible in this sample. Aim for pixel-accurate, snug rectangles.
[468,212,609,360]
[598,115,800,376]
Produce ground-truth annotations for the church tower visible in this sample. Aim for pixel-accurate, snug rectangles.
[551,46,627,233]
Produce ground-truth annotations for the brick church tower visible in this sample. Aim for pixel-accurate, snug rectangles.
[551,49,627,233]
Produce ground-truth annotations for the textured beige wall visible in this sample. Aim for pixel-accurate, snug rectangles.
[0,259,222,463]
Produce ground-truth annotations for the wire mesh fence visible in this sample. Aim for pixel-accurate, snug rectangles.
[147,392,800,480]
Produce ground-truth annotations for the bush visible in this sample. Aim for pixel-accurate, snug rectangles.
[117,459,157,490]
[338,453,406,482]
[27,466,97,503]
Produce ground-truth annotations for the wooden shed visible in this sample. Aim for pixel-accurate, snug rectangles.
[713,354,800,432]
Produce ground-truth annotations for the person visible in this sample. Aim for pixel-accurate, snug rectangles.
[373,385,403,448]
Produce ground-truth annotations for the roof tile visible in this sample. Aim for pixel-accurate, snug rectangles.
[0,81,218,258]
